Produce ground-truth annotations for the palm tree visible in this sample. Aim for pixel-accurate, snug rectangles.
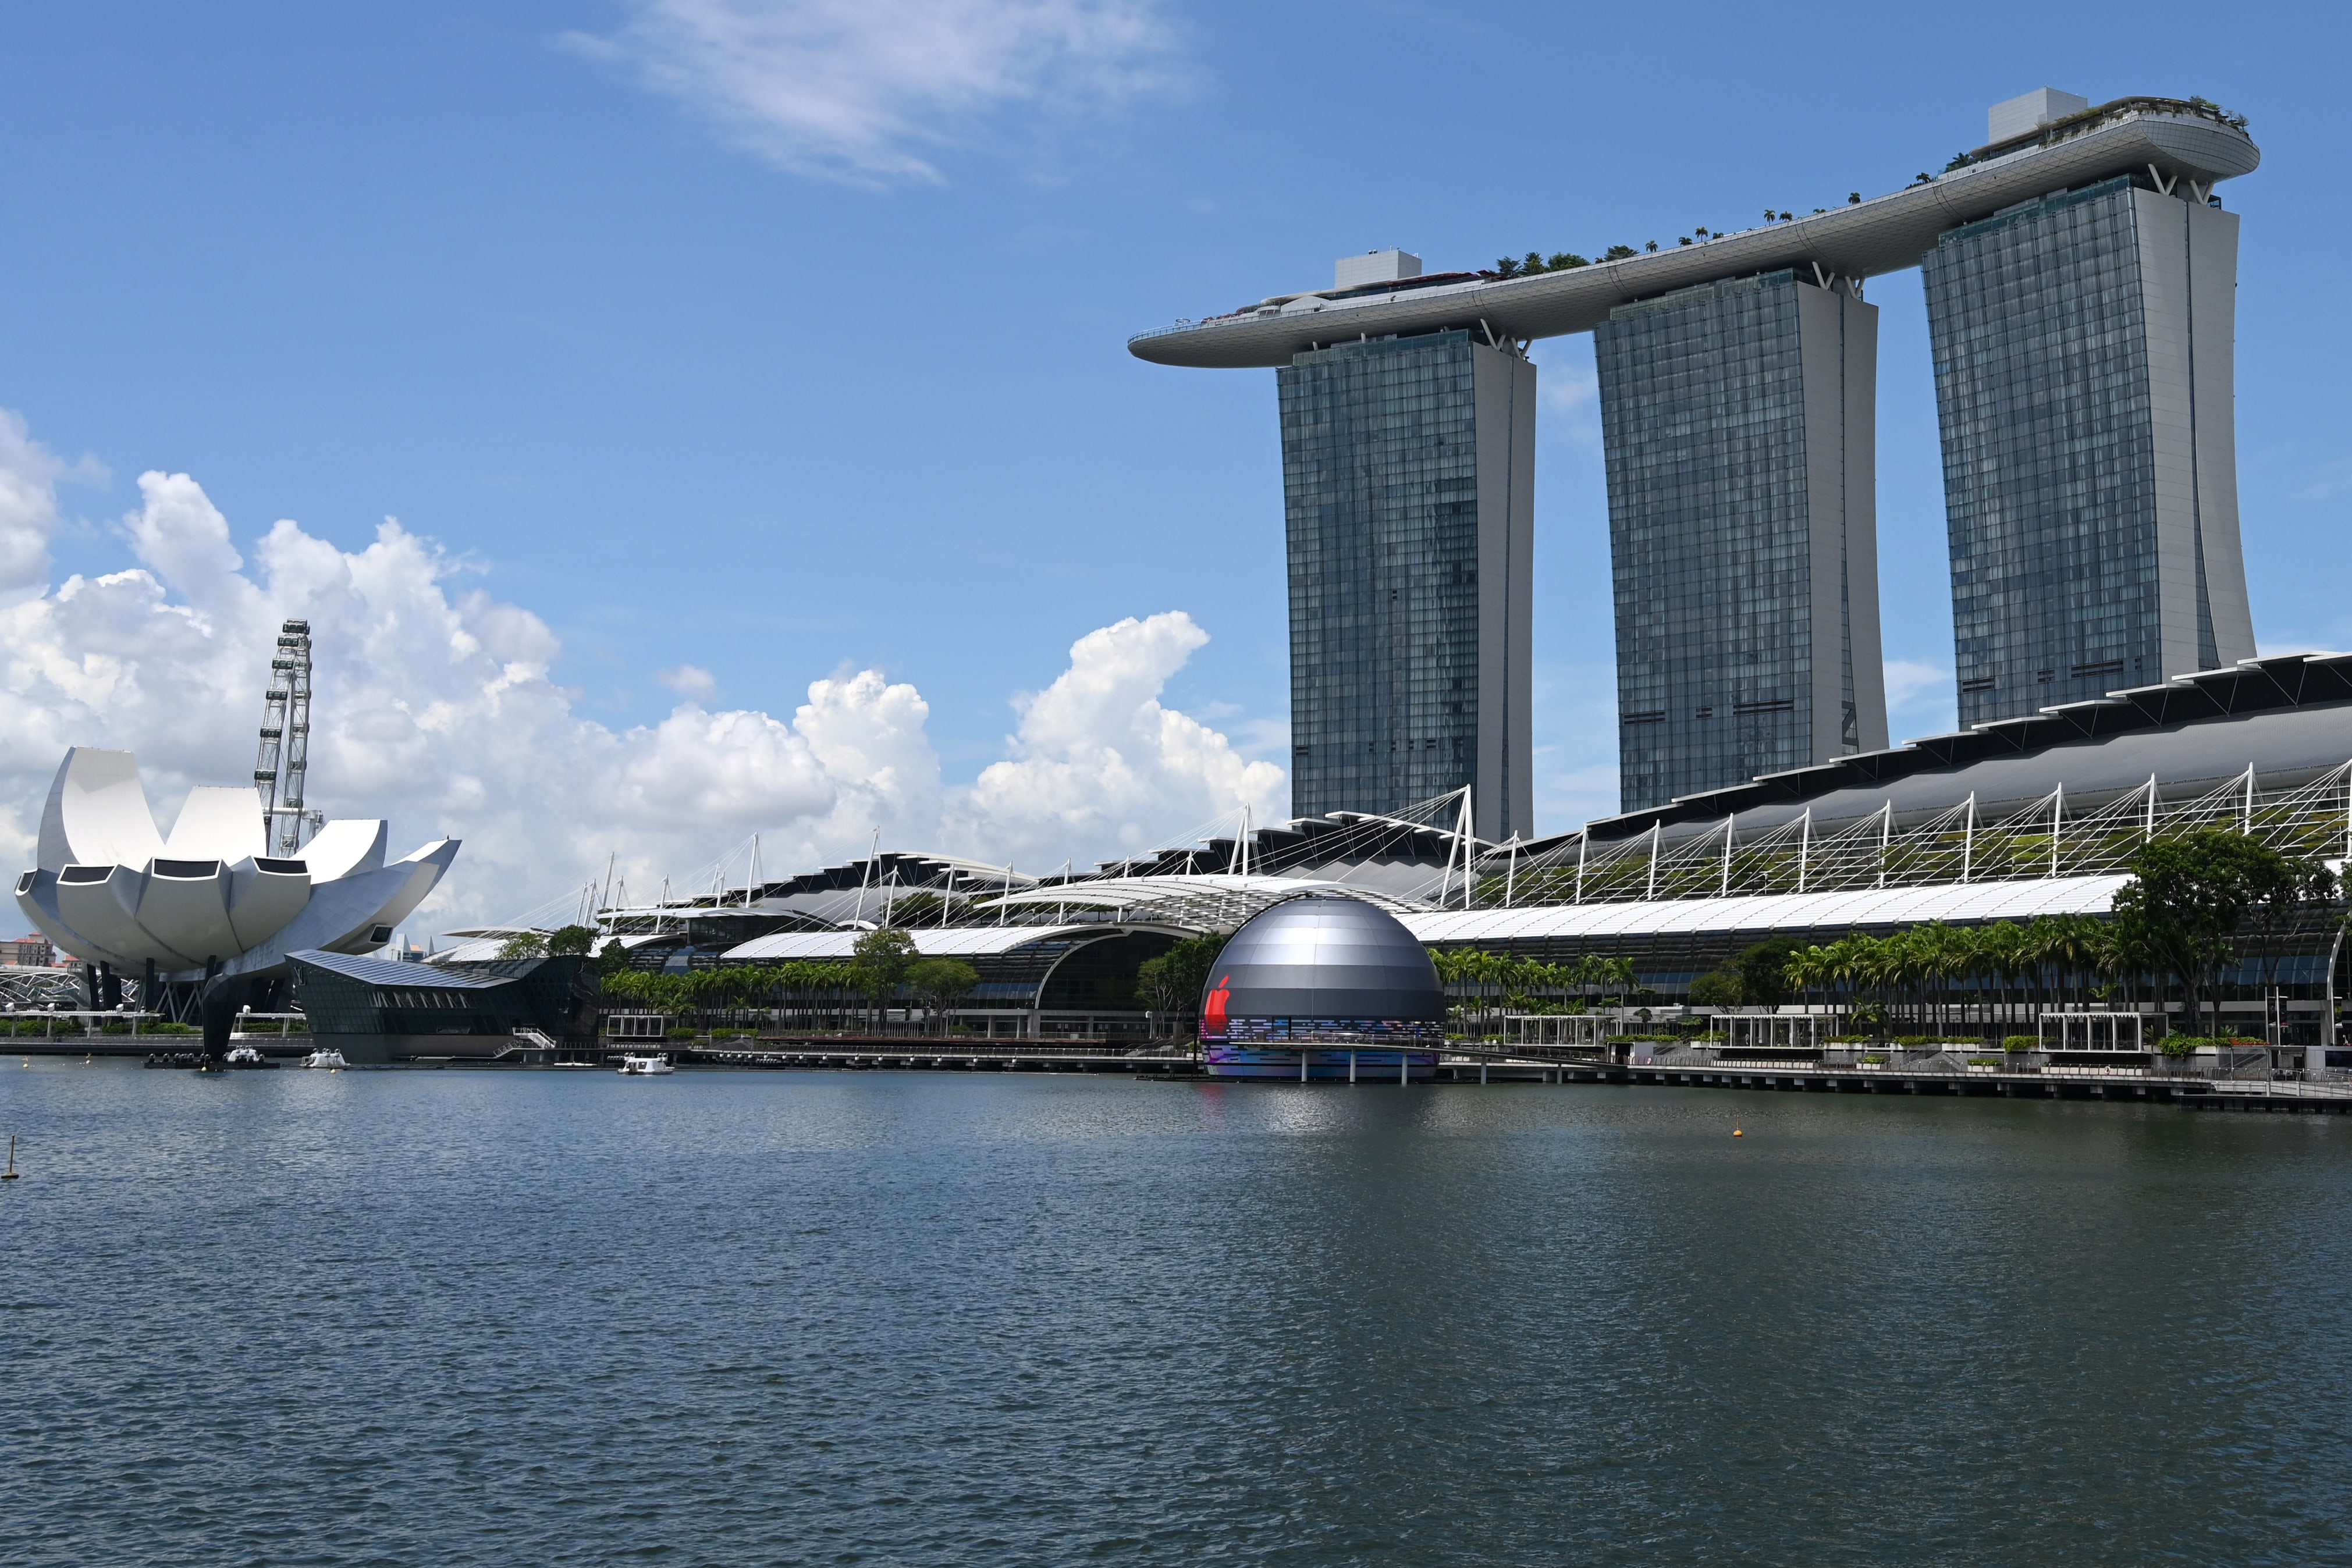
[1978,922,2031,1034]
[1783,945,1824,1005]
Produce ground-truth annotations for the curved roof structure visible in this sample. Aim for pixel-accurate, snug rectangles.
[1131,99,2257,369]
[1560,653,2352,849]
[1405,873,2130,947]
[719,923,1183,962]
[1206,894,1445,1022]
[979,873,1436,933]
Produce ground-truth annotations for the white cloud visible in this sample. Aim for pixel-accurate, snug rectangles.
[654,663,719,700]
[948,611,1284,865]
[2291,457,2352,504]
[0,411,69,606]
[1531,340,1600,446]
[1882,656,1957,742]
[571,0,1180,186]
[0,412,1277,929]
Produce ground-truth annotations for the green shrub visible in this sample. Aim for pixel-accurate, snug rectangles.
[710,1027,752,1040]
[2158,1035,2206,1059]
[2002,1036,2037,1053]
[145,1022,198,1036]
[1861,1053,1889,1065]
[666,1027,699,1042]
[1966,1056,2002,1068]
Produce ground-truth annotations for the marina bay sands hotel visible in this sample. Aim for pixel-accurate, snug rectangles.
[1128,91,2260,835]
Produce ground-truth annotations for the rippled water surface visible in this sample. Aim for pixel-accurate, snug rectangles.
[5,1061,2351,1565]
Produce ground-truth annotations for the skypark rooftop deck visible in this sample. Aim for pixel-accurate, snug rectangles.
[1129,98,2257,369]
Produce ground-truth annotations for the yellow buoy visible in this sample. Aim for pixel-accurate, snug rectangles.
[1732,1128,1744,1137]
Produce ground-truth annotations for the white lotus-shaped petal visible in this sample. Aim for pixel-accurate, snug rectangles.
[15,748,460,980]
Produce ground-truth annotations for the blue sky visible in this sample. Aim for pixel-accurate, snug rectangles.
[1,0,2346,913]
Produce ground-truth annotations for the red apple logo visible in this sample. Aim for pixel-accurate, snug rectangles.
[1203,975,1231,1033]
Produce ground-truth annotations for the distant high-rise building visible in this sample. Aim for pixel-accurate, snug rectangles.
[1131,94,2258,826]
[1924,174,2254,725]
[1594,271,1888,812]
[1279,326,1534,841]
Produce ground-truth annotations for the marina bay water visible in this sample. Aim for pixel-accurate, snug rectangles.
[5,1064,2350,1564]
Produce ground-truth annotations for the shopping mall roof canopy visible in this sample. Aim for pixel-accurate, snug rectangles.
[719,923,1188,963]
[1405,874,2129,947]
[979,874,1436,934]
[1130,99,2257,369]
[1554,653,2352,850]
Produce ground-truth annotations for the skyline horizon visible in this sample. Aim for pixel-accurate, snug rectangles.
[2,2,2344,933]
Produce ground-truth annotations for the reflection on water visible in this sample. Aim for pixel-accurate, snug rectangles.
[4,1062,2349,1565]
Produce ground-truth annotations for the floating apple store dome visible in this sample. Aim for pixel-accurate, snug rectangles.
[1199,893,1446,1043]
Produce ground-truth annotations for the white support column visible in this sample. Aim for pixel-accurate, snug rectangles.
[1797,808,1811,893]
[2145,775,2158,841]
[1458,787,1477,911]
[1719,813,1735,897]
[1646,822,1661,901]
[2051,784,2064,877]
[1876,802,1892,889]
[1436,813,1455,908]
[1574,832,1589,904]
[2242,763,2255,835]
[1962,792,1976,884]
[2326,927,2343,1052]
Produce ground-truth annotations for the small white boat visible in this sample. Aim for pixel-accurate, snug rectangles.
[617,1054,674,1076]
[300,1047,349,1070]
[225,1045,267,1067]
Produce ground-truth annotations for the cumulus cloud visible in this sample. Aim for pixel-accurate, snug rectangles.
[950,611,1285,865]
[0,413,1278,929]
[570,0,1180,186]
[0,411,69,606]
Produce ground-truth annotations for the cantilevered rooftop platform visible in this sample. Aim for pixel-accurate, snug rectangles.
[1128,98,2257,369]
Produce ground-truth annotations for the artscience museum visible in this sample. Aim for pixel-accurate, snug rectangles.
[14,746,458,1032]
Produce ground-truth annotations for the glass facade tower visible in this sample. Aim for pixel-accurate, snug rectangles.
[1278,331,1534,841]
[1595,271,1888,812]
[1924,176,2254,726]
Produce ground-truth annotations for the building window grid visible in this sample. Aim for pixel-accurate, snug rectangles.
[1596,275,1827,810]
[1280,334,1487,818]
[1925,180,2175,726]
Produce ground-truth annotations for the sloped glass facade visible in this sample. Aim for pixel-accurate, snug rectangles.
[1278,332,1530,835]
[1928,172,2258,728]
[1925,176,2228,725]
[1597,271,1869,811]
